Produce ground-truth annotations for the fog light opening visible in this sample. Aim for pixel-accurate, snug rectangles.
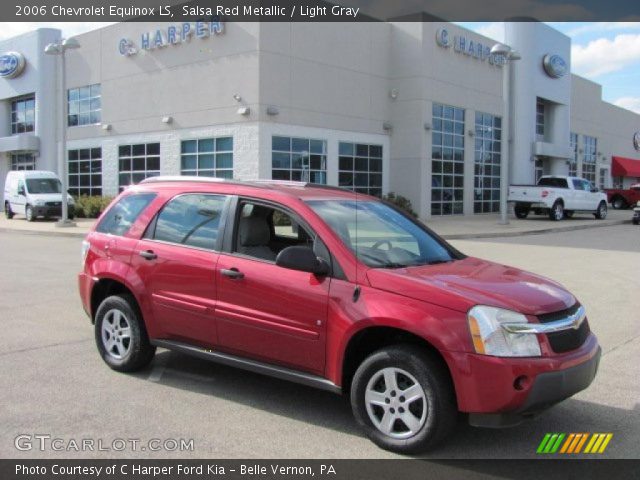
[514,375,530,391]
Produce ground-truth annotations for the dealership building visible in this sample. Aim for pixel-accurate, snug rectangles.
[1,20,640,218]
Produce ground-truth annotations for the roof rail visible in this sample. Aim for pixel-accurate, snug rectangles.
[137,176,354,193]
[139,176,228,184]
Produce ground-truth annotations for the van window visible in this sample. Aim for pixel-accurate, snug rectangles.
[96,193,156,236]
[26,178,62,194]
[152,194,227,250]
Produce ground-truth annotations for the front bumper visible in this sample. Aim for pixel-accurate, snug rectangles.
[445,333,600,425]
[32,205,73,217]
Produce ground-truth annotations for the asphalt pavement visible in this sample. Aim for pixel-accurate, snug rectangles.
[0,225,638,459]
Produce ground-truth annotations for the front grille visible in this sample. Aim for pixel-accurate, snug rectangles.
[538,303,590,354]
[45,201,61,207]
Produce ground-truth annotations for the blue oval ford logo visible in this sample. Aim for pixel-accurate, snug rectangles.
[0,52,26,78]
[543,54,567,79]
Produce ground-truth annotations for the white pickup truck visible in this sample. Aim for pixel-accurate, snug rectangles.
[508,176,608,221]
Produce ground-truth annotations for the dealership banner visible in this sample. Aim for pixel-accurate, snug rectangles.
[1,0,640,22]
[2,460,640,480]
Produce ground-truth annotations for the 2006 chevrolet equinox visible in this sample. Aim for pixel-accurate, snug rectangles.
[78,177,600,453]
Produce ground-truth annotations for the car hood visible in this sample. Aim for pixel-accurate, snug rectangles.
[366,257,575,315]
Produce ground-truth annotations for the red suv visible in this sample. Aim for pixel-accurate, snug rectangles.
[78,178,600,453]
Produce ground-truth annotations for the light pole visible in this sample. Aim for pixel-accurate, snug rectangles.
[490,43,521,225]
[45,37,80,227]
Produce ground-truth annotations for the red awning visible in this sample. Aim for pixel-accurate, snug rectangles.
[612,156,640,177]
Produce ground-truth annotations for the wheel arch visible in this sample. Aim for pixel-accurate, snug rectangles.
[340,326,455,398]
[90,276,139,324]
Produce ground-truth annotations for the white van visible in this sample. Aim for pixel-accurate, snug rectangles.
[4,171,75,222]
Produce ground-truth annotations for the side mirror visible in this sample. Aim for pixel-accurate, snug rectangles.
[591,187,599,193]
[17,187,25,196]
[276,246,329,276]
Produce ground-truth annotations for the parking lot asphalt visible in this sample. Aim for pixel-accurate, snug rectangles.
[0,225,638,459]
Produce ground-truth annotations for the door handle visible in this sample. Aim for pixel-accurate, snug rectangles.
[221,268,244,280]
[139,250,158,261]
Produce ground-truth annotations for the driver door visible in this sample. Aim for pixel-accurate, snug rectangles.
[13,179,27,215]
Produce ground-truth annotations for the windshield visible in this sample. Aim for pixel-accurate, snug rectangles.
[25,178,62,194]
[307,200,457,268]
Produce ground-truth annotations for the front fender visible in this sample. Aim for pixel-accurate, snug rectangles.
[324,281,471,388]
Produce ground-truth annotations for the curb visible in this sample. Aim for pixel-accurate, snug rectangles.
[440,219,629,240]
[0,227,87,239]
[0,219,630,241]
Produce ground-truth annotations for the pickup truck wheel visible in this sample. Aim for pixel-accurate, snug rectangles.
[549,201,564,221]
[595,201,608,220]
[25,205,35,222]
[4,202,13,219]
[514,206,529,219]
[612,197,626,209]
[95,294,156,372]
[351,345,456,453]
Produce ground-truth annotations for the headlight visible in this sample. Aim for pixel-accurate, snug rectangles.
[468,305,541,357]
[34,199,44,206]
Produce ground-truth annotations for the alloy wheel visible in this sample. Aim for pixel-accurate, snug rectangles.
[364,367,427,439]
[101,309,132,359]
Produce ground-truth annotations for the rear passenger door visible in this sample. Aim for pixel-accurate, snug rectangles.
[131,193,230,346]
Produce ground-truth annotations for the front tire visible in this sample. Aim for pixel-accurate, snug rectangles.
[595,201,608,220]
[4,202,14,219]
[350,345,457,454]
[95,294,156,372]
[25,205,35,222]
[549,201,564,221]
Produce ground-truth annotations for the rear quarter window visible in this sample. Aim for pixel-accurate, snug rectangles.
[96,193,156,236]
[538,178,568,188]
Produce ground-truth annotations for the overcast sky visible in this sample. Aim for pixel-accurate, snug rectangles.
[1,22,639,114]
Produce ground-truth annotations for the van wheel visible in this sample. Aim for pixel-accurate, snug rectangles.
[549,201,564,221]
[594,201,608,220]
[350,345,457,454]
[95,294,156,372]
[4,202,14,219]
[25,205,35,222]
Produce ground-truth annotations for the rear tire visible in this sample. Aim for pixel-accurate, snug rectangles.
[549,201,564,221]
[4,202,13,219]
[514,205,529,219]
[595,201,608,220]
[612,196,627,210]
[95,294,156,372]
[350,345,457,454]
[25,205,35,222]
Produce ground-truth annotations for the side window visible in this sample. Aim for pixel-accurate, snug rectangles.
[572,179,582,190]
[583,180,592,191]
[153,194,227,250]
[96,193,156,236]
[234,202,314,262]
[17,180,25,194]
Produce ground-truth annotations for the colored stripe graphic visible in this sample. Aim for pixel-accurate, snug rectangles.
[538,433,613,454]
[537,433,565,453]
